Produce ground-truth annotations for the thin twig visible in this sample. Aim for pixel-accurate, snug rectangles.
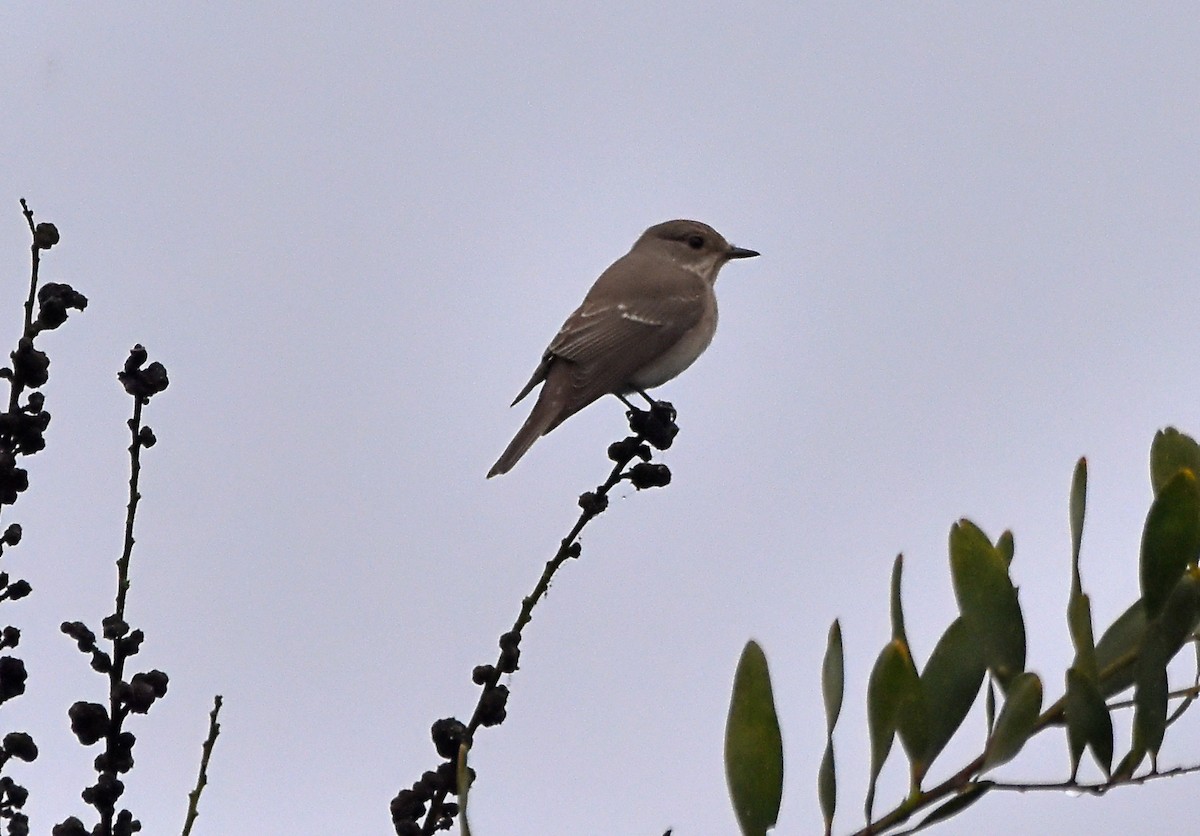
[116,396,145,618]
[1108,681,1200,712]
[419,417,667,833]
[456,739,471,836]
[987,761,1200,795]
[481,453,629,683]
[11,199,40,414]
[182,695,224,836]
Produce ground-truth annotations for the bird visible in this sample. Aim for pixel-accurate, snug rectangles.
[487,219,758,477]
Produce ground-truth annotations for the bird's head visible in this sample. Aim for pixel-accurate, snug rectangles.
[634,219,759,282]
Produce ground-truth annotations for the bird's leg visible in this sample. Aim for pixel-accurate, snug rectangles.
[616,389,663,411]
[632,388,674,422]
[633,388,657,407]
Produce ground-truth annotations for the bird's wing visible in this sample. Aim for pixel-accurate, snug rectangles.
[508,252,707,416]
[537,290,704,429]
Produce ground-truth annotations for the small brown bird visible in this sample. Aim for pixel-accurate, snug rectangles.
[488,219,758,477]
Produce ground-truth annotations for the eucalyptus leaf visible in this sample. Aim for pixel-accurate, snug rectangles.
[1070,457,1087,577]
[982,672,1042,771]
[1150,427,1200,495]
[1113,741,1146,782]
[1065,667,1113,778]
[891,554,907,645]
[950,520,1026,689]
[1139,469,1200,619]
[985,679,996,735]
[1158,569,1200,654]
[819,744,836,836]
[1133,623,1169,761]
[1166,639,1200,728]
[1095,601,1145,697]
[1068,591,1098,681]
[725,641,783,836]
[865,640,908,819]
[996,530,1014,568]
[819,620,843,836]
[894,645,929,787]
[822,620,844,732]
[920,617,986,774]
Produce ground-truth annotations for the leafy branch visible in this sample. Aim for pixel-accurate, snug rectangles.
[725,429,1200,835]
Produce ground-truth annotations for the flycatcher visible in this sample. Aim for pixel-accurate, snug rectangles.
[488,219,758,477]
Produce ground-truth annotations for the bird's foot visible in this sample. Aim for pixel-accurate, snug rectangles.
[625,399,678,450]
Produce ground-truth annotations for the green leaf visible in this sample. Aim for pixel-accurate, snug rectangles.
[1065,667,1113,779]
[1166,639,1200,728]
[1140,469,1200,619]
[1068,591,1098,682]
[1095,601,1146,697]
[1150,427,1200,495]
[818,744,835,836]
[882,559,931,786]
[919,617,986,773]
[1130,570,1200,766]
[996,530,1014,568]
[1067,459,1098,680]
[865,640,908,819]
[985,679,996,735]
[949,520,1026,689]
[822,621,844,732]
[982,672,1042,771]
[1157,568,1200,654]
[725,641,783,836]
[1133,622,1169,763]
[819,621,843,836]
[894,650,929,788]
[890,554,907,644]
[1070,457,1087,577]
[1113,740,1146,782]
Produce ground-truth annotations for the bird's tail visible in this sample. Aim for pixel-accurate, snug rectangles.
[487,375,568,478]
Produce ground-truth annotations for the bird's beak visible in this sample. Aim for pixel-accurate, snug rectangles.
[727,246,760,260]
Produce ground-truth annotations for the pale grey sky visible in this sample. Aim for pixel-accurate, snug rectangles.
[2,4,1199,834]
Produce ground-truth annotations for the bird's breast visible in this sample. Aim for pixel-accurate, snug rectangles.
[627,295,718,390]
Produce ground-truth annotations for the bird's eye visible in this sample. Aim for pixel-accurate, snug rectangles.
[686,234,705,250]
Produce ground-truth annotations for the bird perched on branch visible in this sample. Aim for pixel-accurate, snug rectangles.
[488,219,758,477]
